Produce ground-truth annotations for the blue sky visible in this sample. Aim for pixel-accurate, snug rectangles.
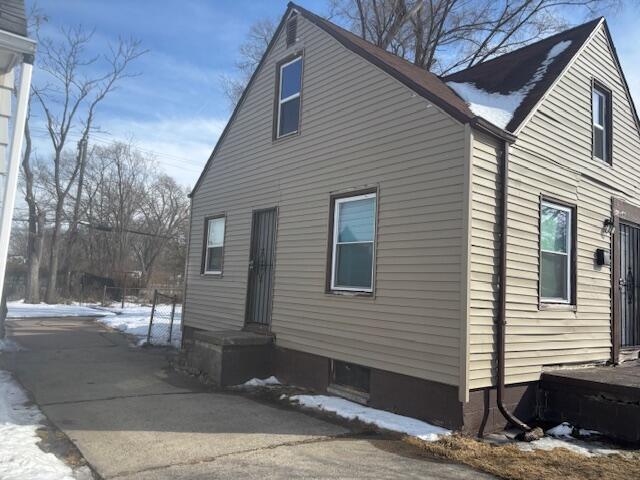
[27,1,640,188]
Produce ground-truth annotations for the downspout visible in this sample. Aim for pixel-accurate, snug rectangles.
[497,140,542,440]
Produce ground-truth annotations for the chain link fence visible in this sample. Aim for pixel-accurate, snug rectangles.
[101,287,153,307]
[145,290,180,345]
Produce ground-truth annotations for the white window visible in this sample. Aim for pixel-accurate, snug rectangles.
[540,201,573,303]
[331,193,376,292]
[277,57,302,138]
[592,85,609,161]
[204,217,225,274]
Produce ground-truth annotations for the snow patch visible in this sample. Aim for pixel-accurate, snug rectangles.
[290,394,450,442]
[516,422,623,457]
[0,370,76,479]
[95,303,182,347]
[7,300,113,319]
[6,301,181,347]
[239,376,281,387]
[447,40,572,129]
[0,338,23,352]
[546,422,574,439]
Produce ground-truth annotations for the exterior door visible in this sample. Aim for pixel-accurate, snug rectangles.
[245,208,278,329]
[619,222,640,348]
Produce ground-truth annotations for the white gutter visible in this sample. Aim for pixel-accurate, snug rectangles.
[0,60,33,301]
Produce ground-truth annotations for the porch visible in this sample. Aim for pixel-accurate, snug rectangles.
[540,360,640,444]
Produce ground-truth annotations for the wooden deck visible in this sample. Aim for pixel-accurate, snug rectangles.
[540,361,640,443]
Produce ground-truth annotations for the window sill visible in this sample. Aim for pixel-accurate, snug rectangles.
[539,303,576,312]
[592,155,613,166]
[273,130,300,144]
[325,289,373,298]
[202,272,223,277]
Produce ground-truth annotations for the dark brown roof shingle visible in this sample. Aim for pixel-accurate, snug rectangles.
[444,18,602,132]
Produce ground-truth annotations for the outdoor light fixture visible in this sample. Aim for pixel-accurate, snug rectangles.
[603,218,615,234]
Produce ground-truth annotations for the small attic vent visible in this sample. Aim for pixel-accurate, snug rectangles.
[286,13,298,46]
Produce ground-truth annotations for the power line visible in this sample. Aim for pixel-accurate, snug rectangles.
[28,127,207,172]
[12,217,172,239]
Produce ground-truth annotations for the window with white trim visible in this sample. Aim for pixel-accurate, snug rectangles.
[592,84,610,162]
[331,193,376,292]
[204,216,225,274]
[540,201,573,303]
[277,56,302,138]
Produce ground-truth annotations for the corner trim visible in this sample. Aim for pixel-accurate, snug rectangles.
[459,124,473,403]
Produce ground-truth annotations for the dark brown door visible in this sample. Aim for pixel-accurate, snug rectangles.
[619,222,640,348]
[245,208,277,329]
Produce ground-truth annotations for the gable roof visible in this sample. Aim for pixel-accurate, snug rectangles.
[190,4,631,196]
[190,2,513,196]
[289,2,511,142]
[444,18,602,133]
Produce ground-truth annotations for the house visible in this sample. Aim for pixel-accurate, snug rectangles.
[0,0,35,316]
[183,2,640,439]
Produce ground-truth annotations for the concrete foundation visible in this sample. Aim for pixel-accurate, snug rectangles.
[179,329,274,386]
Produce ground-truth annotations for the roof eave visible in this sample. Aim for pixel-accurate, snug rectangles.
[189,4,295,197]
[471,117,517,144]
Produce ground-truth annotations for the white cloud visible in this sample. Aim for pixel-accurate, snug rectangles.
[28,115,227,189]
[100,116,227,188]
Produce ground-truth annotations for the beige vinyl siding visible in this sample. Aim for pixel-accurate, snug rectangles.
[468,24,640,388]
[186,16,467,386]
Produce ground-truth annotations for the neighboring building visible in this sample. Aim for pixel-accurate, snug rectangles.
[0,0,36,309]
[183,2,640,437]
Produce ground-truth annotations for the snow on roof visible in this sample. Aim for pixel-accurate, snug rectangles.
[447,40,572,129]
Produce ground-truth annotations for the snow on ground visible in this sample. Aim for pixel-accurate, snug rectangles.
[7,300,113,319]
[95,303,182,347]
[290,394,450,442]
[514,422,626,457]
[0,370,76,479]
[238,376,281,387]
[6,300,181,347]
[447,40,572,129]
[0,338,22,352]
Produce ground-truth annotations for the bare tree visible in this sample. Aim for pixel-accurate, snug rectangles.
[222,0,621,104]
[32,26,145,303]
[220,18,276,106]
[132,175,189,285]
[330,0,621,74]
[21,115,46,303]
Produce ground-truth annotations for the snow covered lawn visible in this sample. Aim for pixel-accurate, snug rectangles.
[95,303,182,347]
[290,394,450,442]
[0,370,76,479]
[6,301,182,347]
[7,300,111,318]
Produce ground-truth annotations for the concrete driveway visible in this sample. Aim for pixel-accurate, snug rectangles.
[1,317,492,479]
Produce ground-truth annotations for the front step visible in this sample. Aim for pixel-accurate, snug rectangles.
[539,362,640,444]
[179,329,274,386]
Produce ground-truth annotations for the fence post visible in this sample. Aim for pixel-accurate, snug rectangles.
[146,289,158,344]
[121,273,127,309]
[168,295,177,344]
[102,285,107,307]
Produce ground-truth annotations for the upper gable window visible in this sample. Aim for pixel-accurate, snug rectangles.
[276,56,302,138]
[592,82,612,163]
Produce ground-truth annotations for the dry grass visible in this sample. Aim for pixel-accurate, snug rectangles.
[405,434,640,480]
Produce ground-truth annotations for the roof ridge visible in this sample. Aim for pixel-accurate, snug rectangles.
[288,2,435,78]
[443,17,603,80]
